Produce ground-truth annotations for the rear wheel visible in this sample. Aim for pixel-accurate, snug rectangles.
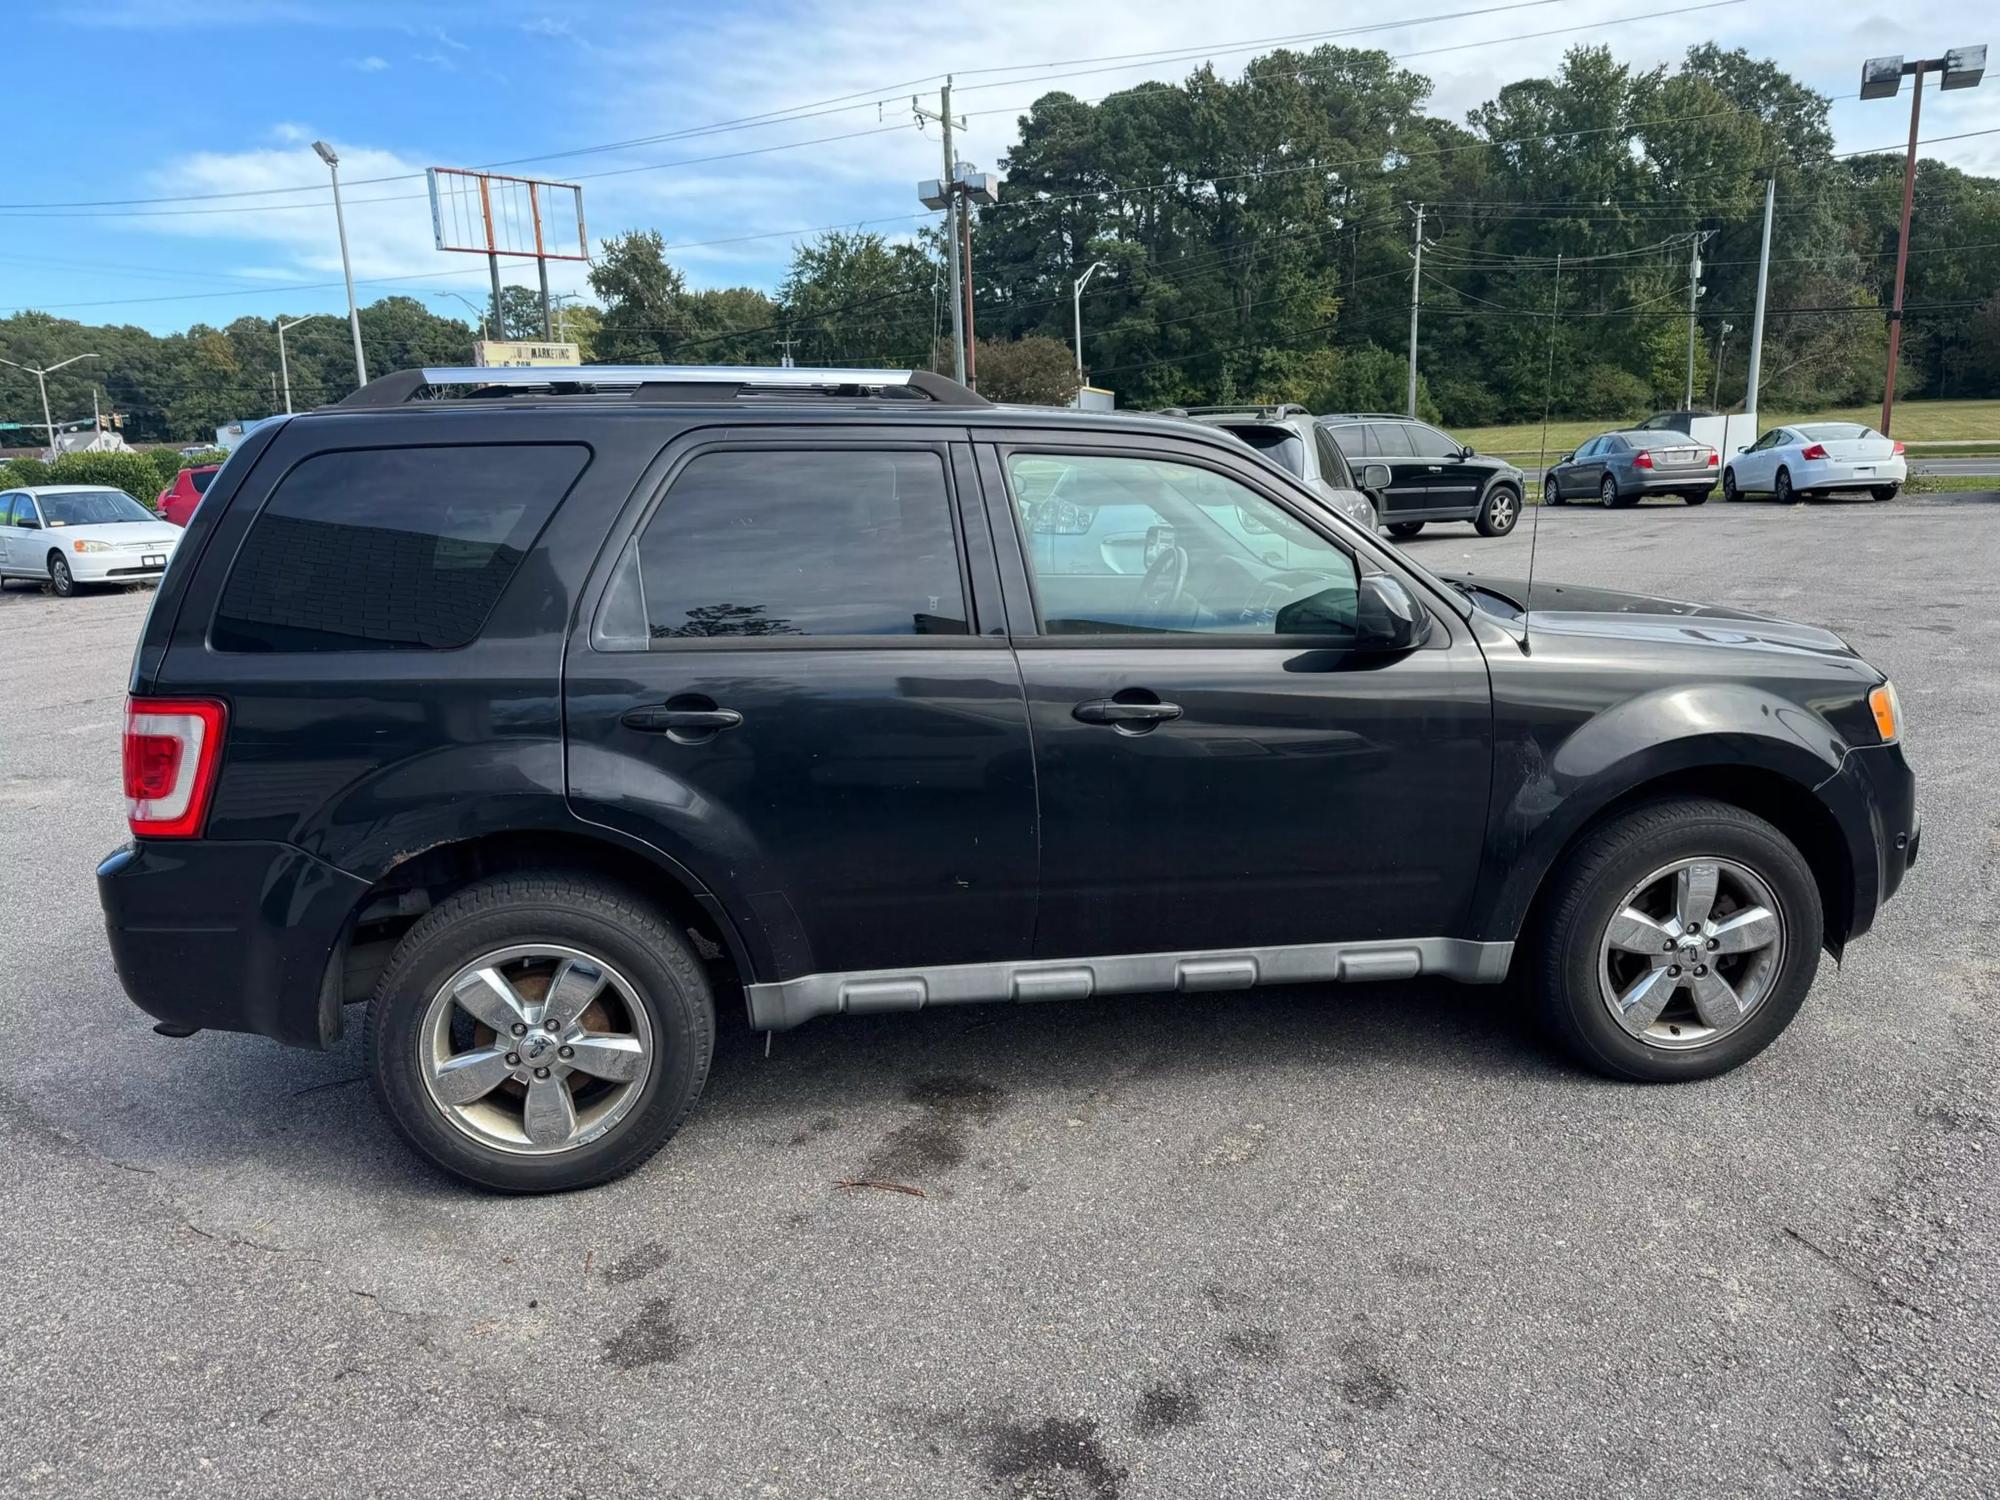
[1775,467,1798,504]
[366,873,715,1192]
[1532,798,1821,1082]
[1387,521,1425,539]
[1683,488,1710,506]
[1871,485,1900,501]
[47,553,75,597]
[1599,476,1620,509]
[1475,485,1520,537]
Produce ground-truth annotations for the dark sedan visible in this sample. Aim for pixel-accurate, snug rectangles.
[1544,430,1720,508]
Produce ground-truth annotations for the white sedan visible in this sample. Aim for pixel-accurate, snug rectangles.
[0,485,182,597]
[1723,422,1907,503]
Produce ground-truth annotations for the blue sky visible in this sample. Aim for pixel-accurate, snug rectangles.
[2,0,1993,335]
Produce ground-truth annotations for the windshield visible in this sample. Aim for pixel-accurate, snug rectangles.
[1796,423,1879,441]
[37,489,156,526]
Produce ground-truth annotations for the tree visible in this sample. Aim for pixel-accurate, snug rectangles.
[588,230,691,362]
[780,231,936,367]
[963,336,1082,405]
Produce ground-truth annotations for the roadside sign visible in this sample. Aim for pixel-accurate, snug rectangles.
[473,341,581,368]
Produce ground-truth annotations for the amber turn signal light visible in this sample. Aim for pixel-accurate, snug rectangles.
[1868,682,1901,743]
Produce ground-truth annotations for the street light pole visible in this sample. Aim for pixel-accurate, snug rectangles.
[275,315,321,414]
[1072,260,1109,380]
[1860,45,1986,437]
[0,352,98,456]
[312,140,369,388]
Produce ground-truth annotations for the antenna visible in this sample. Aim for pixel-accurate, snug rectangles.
[1522,251,1563,655]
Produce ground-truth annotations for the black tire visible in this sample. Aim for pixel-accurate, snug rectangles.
[48,553,75,597]
[1683,489,1710,506]
[1599,476,1620,509]
[1721,468,1740,502]
[1532,798,1823,1083]
[1543,475,1564,507]
[1871,485,1900,501]
[1775,467,1798,504]
[366,872,715,1192]
[1475,484,1520,537]
[1387,521,1425,539]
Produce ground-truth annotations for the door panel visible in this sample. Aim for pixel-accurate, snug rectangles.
[565,433,1038,981]
[983,440,1493,960]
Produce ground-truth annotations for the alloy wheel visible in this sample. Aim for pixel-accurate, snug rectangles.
[1600,478,1618,508]
[1597,858,1784,1050]
[1543,476,1561,506]
[418,944,655,1155]
[1486,490,1516,532]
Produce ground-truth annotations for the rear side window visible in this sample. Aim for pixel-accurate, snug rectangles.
[1226,424,1305,477]
[1313,427,1355,488]
[190,470,216,494]
[1365,423,1413,457]
[213,444,585,652]
[633,448,967,640]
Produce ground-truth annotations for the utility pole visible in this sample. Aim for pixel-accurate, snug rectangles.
[775,332,799,368]
[0,352,98,456]
[1406,203,1424,417]
[1683,231,1713,411]
[1743,177,1775,425]
[276,314,319,415]
[1072,259,1109,378]
[1712,322,1733,409]
[914,79,967,385]
[1860,45,1985,436]
[311,141,368,387]
[958,183,978,390]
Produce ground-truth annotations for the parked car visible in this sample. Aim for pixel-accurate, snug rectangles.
[1167,404,1381,531]
[0,485,181,597]
[1543,430,1719,507]
[1318,414,1522,538]
[98,364,1918,1191]
[1723,423,1906,503]
[157,463,221,527]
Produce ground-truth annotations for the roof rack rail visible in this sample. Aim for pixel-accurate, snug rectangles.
[1180,402,1313,419]
[333,364,989,410]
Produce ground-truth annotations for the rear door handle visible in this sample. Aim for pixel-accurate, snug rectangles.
[1072,699,1183,726]
[621,705,743,735]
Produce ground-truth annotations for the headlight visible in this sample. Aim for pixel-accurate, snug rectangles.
[1868,681,1902,743]
[72,539,114,553]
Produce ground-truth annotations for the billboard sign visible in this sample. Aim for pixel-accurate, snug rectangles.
[473,340,582,368]
[426,168,588,260]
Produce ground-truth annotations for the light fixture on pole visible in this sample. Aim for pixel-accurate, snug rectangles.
[431,290,496,345]
[1072,260,1109,378]
[275,314,322,415]
[0,352,99,456]
[1859,43,1985,436]
[312,140,369,388]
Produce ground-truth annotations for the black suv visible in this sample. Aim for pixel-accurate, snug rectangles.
[99,365,1918,1191]
[1319,414,1523,538]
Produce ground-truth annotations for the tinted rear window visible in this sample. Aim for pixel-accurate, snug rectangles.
[1796,423,1878,441]
[213,444,585,652]
[1224,425,1305,477]
[190,469,216,494]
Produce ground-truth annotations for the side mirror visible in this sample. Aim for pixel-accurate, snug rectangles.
[1559,451,1574,464]
[1354,573,1431,653]
[1458,444,1476,460]
[16,517,39,530]
[1357,462,1391,492]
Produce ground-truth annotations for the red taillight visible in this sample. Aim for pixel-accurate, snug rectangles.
[1707,449,1719,467]
[1633,451,1654,469]
[1892,440,1906,455]
[124,697,226,838]
[1800,443,1828,461]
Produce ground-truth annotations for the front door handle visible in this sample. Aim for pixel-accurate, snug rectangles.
[621,704,743,741]
[1073,699,1183,728]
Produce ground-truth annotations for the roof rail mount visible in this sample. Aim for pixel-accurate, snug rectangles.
[333,364,990,410]
[1182,403,1313,419]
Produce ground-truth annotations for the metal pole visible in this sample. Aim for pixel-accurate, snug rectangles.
[326,162,368,386]
[1407,203,1424,417]
[959,187,977,390]
[1074,279,1085,376]
[1744,177,1775,421]
[1882,67,1925,438]
[1712,325,1729,409]
[940,78,965,386]
[537,259,554,341]
[37,370,54,455]
[278,323,294,414]
[1684,233,1701,410]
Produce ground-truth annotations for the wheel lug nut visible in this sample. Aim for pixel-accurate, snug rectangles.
[505,1052,520,1067]
[544,1019,560,1033]
[1695,965,1708,976]
[558,1045,574,1059]
[1707,938,1719,950]
[534,1066,551,1080]
[1668,965,1681,977]
[1663,940,1676,952]
[510,1023,527,1037]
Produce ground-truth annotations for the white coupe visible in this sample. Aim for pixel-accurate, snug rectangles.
[1722,422,1906,504]
[0,485,182,597]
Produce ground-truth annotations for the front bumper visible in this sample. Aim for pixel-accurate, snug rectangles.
[1830,740,1918,945]
[69,547,174,583]
[98,839,371,1049]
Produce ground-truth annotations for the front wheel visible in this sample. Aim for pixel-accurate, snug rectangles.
[367,873,715,1192]
[1543,475,1563,507]
[1475,485,1520,537]
[1532,798,1822,1082]
[1722,469,1740,502]
[1387,521,1425,539]
[48,553,77,597]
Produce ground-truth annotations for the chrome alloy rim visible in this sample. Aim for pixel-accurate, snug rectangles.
[1488,491,1516,530]
[1597,859,1784,1050]
[419,944,654,1155]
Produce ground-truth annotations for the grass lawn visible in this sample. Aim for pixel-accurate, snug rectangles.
[1458,398,2000,458]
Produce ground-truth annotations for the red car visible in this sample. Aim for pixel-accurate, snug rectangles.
[157,464,220,527]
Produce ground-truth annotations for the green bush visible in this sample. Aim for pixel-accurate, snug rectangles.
[0,457,49,488]
[41,452,172,507]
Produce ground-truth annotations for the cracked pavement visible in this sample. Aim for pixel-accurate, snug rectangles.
[2,492,1994,1497]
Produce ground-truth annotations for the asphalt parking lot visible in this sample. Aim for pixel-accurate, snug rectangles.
[3,491,1994,1499]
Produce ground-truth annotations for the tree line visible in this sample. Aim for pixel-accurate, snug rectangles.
[3,41,1994,443]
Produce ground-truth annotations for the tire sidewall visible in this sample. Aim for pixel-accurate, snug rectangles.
[1600,477,1618,508]
[1776,468,1795,503]
[1541,805,1823,1082]
[1478,484,1520,536]
[367,881,713,1192]
[49,555,74,596]
[1722,468,1738,501]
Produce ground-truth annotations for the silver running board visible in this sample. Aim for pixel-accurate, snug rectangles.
[744,938,1513,1030]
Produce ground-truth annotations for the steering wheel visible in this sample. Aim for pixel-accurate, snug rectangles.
[1137,542,1190,621]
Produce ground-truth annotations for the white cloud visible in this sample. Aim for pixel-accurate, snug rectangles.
[348,55,390,72]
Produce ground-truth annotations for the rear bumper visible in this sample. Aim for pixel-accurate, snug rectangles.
[1798,460,1907,490]
[97,839,370,1049]
[1629,472,1716,493]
